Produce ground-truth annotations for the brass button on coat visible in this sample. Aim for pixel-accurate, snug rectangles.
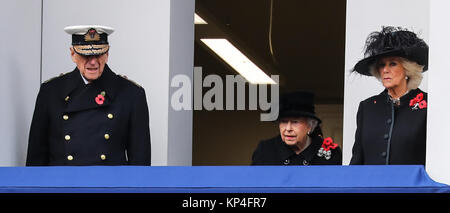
[107,113,113,119]
[64,96,70,102]
[104,134,110,140]
[63,115,69,120]
[65,135,71,141]
[100,154,106,160]
[67,155,74,161]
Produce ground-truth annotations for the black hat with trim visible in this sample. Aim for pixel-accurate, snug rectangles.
[64,25,114,56]
[278,91,321,124]
[353,26,429,76]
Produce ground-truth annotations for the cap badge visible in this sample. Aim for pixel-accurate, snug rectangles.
[85,28,100,42]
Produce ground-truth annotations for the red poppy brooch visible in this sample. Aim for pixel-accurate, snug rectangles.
[409,92,427,110]
[317,137,338,160]
[95,91,106,105]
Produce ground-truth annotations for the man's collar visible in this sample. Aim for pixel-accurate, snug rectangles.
[90,64,118,100]
[60,68,84,99]
[61,64,118,101]
[80,72,89,84]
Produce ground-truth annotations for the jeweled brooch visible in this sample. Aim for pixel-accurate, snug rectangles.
[317,137,338,160]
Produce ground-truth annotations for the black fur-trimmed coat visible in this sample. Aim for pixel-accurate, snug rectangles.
[252,135,342,166]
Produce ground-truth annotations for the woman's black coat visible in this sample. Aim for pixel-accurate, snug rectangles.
[350,88,427,165]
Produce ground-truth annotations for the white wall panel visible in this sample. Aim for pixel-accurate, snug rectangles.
[0,0,42,166]
[167,0,195,165]
[426,0,450,184]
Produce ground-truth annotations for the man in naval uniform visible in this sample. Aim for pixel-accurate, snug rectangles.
[26,25,151,166]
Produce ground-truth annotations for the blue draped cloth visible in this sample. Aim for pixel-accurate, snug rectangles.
[0,165,448,193]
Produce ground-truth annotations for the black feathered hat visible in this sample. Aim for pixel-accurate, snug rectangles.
[278,91,321,124]
[353,26,429,76]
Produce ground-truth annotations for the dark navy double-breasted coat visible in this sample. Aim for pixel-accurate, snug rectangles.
[26,65,151,166]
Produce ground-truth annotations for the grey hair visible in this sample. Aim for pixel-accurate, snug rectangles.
[369,57,424,90]
[306,118,319,134]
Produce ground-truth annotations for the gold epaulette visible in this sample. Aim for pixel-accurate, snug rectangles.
[43,72,66,83]
[118,74,142,88]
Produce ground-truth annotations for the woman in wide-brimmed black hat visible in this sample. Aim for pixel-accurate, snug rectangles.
[251,91,342,165]
[350,26,428,165]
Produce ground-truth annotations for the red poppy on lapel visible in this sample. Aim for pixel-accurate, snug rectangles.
[317,137,338,160]
[321,137,338,151]
[410,93,426,110]
[416,93,423,101]
[95,94,105,105]
[410,98,418,107]
[418,100,427,109]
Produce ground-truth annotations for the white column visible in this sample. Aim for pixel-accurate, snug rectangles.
[0,0,42,166]
[167,0,195,165]
[343,0,429,164]
[426,0,450,184]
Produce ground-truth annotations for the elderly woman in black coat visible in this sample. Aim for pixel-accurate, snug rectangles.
[350,26,429,165]
[252,91,342,165]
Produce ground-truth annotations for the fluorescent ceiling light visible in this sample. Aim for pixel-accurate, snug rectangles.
[200,39,276,84]
[194,13,208,24]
